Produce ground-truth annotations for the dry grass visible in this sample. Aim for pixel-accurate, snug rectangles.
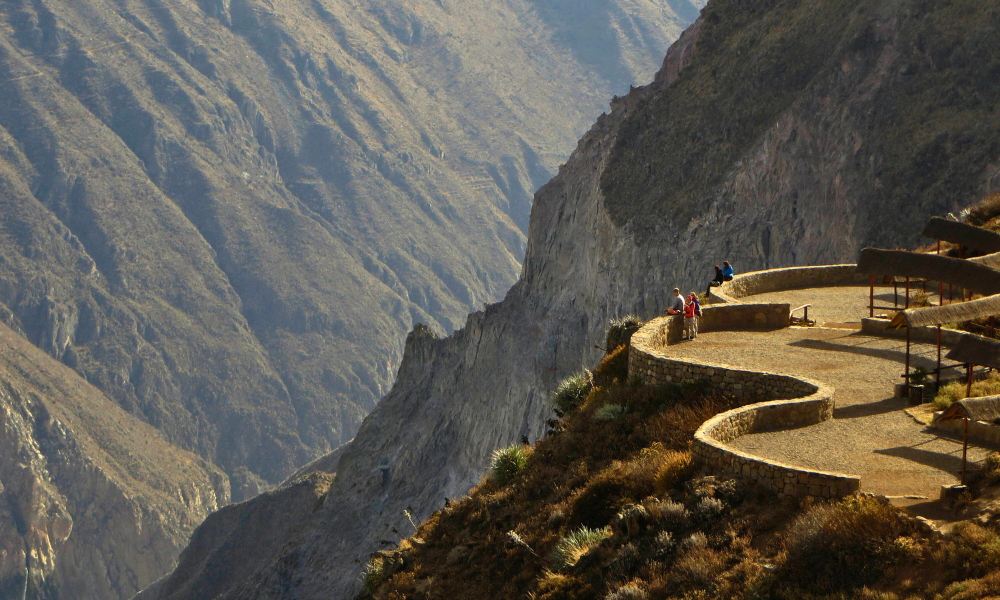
[933,371,1000,410]
[780,496,920,593]
[968,193,1000,228]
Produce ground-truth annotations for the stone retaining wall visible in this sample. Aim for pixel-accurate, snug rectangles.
[862,317,969,346]
[646,305,791,346]
[932,416,1000,449]
[629,313,862,499]
[711,264,869,303]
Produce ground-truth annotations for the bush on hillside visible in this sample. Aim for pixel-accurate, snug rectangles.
[490,444,532,485]
[593,404,627,422]
[550,526,611,570]
[606,315,645,352]
[969,193,1000,227]
[934,372,1000,410]
[781,496,919,593]
[606,585,647,600]
[552,370,594,414]
[359,556,386,597]
[653,451,694,495]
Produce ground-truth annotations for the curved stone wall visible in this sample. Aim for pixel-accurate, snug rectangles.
[711,264,869,303]
[629,312,862,499]
[645,304,791,346]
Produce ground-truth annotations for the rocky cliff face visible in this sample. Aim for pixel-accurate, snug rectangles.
[0,0,702,497]
[140,0,1000,598]
[0,321,228,600]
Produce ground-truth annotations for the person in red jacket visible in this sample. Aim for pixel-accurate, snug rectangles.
[684,292,701,340]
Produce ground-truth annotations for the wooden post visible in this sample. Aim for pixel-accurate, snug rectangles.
[937,240,941,255]
[940,281,945,305]
[905,326,911,383]
[894,280,899,308]
[967,363,974,398]
[804,305,809,325]
[937,325,942,389]
[962,416,969,485]
[905,277,910,309]
[870,274,875,318]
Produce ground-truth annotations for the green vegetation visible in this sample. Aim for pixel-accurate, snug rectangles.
[606,315,646,352]
[550,526,612,570]
[490,444,533,486]
[934,371,1000,410]
[552,370,594,414]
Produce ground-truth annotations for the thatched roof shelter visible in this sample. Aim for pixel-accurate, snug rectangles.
[888,294,1000,329]
[970,251,1000,271]
[922,217,1000,253]
[945,334,1000,370]
[938,395,1000,424]
[857,248,1000,295]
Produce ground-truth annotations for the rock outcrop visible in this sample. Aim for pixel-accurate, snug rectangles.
[142,0,1000,598]
[0,322,228,600]
[0,0,703,496]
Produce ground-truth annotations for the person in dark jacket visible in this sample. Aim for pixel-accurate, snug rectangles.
[707,265,725,296]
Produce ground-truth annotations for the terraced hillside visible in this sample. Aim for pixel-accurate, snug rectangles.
[0,0,703,496]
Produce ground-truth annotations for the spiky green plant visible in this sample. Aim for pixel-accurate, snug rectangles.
[550,526,611,569]
[552,370,593,414]
[490,444,532,485]
[606,315,646,352]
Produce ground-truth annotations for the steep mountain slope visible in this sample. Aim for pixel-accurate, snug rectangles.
[138,1,1000,597]
[0,321,228,600]
[0,0,702,495]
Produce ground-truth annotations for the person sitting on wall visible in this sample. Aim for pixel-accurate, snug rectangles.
[707,264,725,296]
[722,261,735,281]
[666,288,685,315]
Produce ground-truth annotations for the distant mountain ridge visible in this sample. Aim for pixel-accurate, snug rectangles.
[0,0,703,501]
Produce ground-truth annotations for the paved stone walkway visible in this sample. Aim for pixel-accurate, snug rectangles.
[668,285,990,499]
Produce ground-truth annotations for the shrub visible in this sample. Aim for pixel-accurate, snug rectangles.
[647,499,690,531]
[553,370,594,414]
[979,452,1000,487]
[969,193,1000,227]
[934,381,966,410]
[781,496,917,593]
[594,404,627,421]
[692,497,725,522]
[654,530,676,556]
[653,451,693,495]
[550,526,611,569]
[606,315,645,352]
[681,531,708,550]
[606,585,647,600]
[490,444,532,485]
[910,292,931,308]
[935,372,1000,410]
[673,545,723,587]
[359,556,386,596]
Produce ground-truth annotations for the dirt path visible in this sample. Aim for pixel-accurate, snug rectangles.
[667,286,991,499]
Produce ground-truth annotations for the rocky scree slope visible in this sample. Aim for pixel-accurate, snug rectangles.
[0,320,228,600]
[139,0,1000,598]
[0,0,702,498]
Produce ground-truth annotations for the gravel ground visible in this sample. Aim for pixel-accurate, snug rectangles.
[666,287,989,498]
[739,284,947,326]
